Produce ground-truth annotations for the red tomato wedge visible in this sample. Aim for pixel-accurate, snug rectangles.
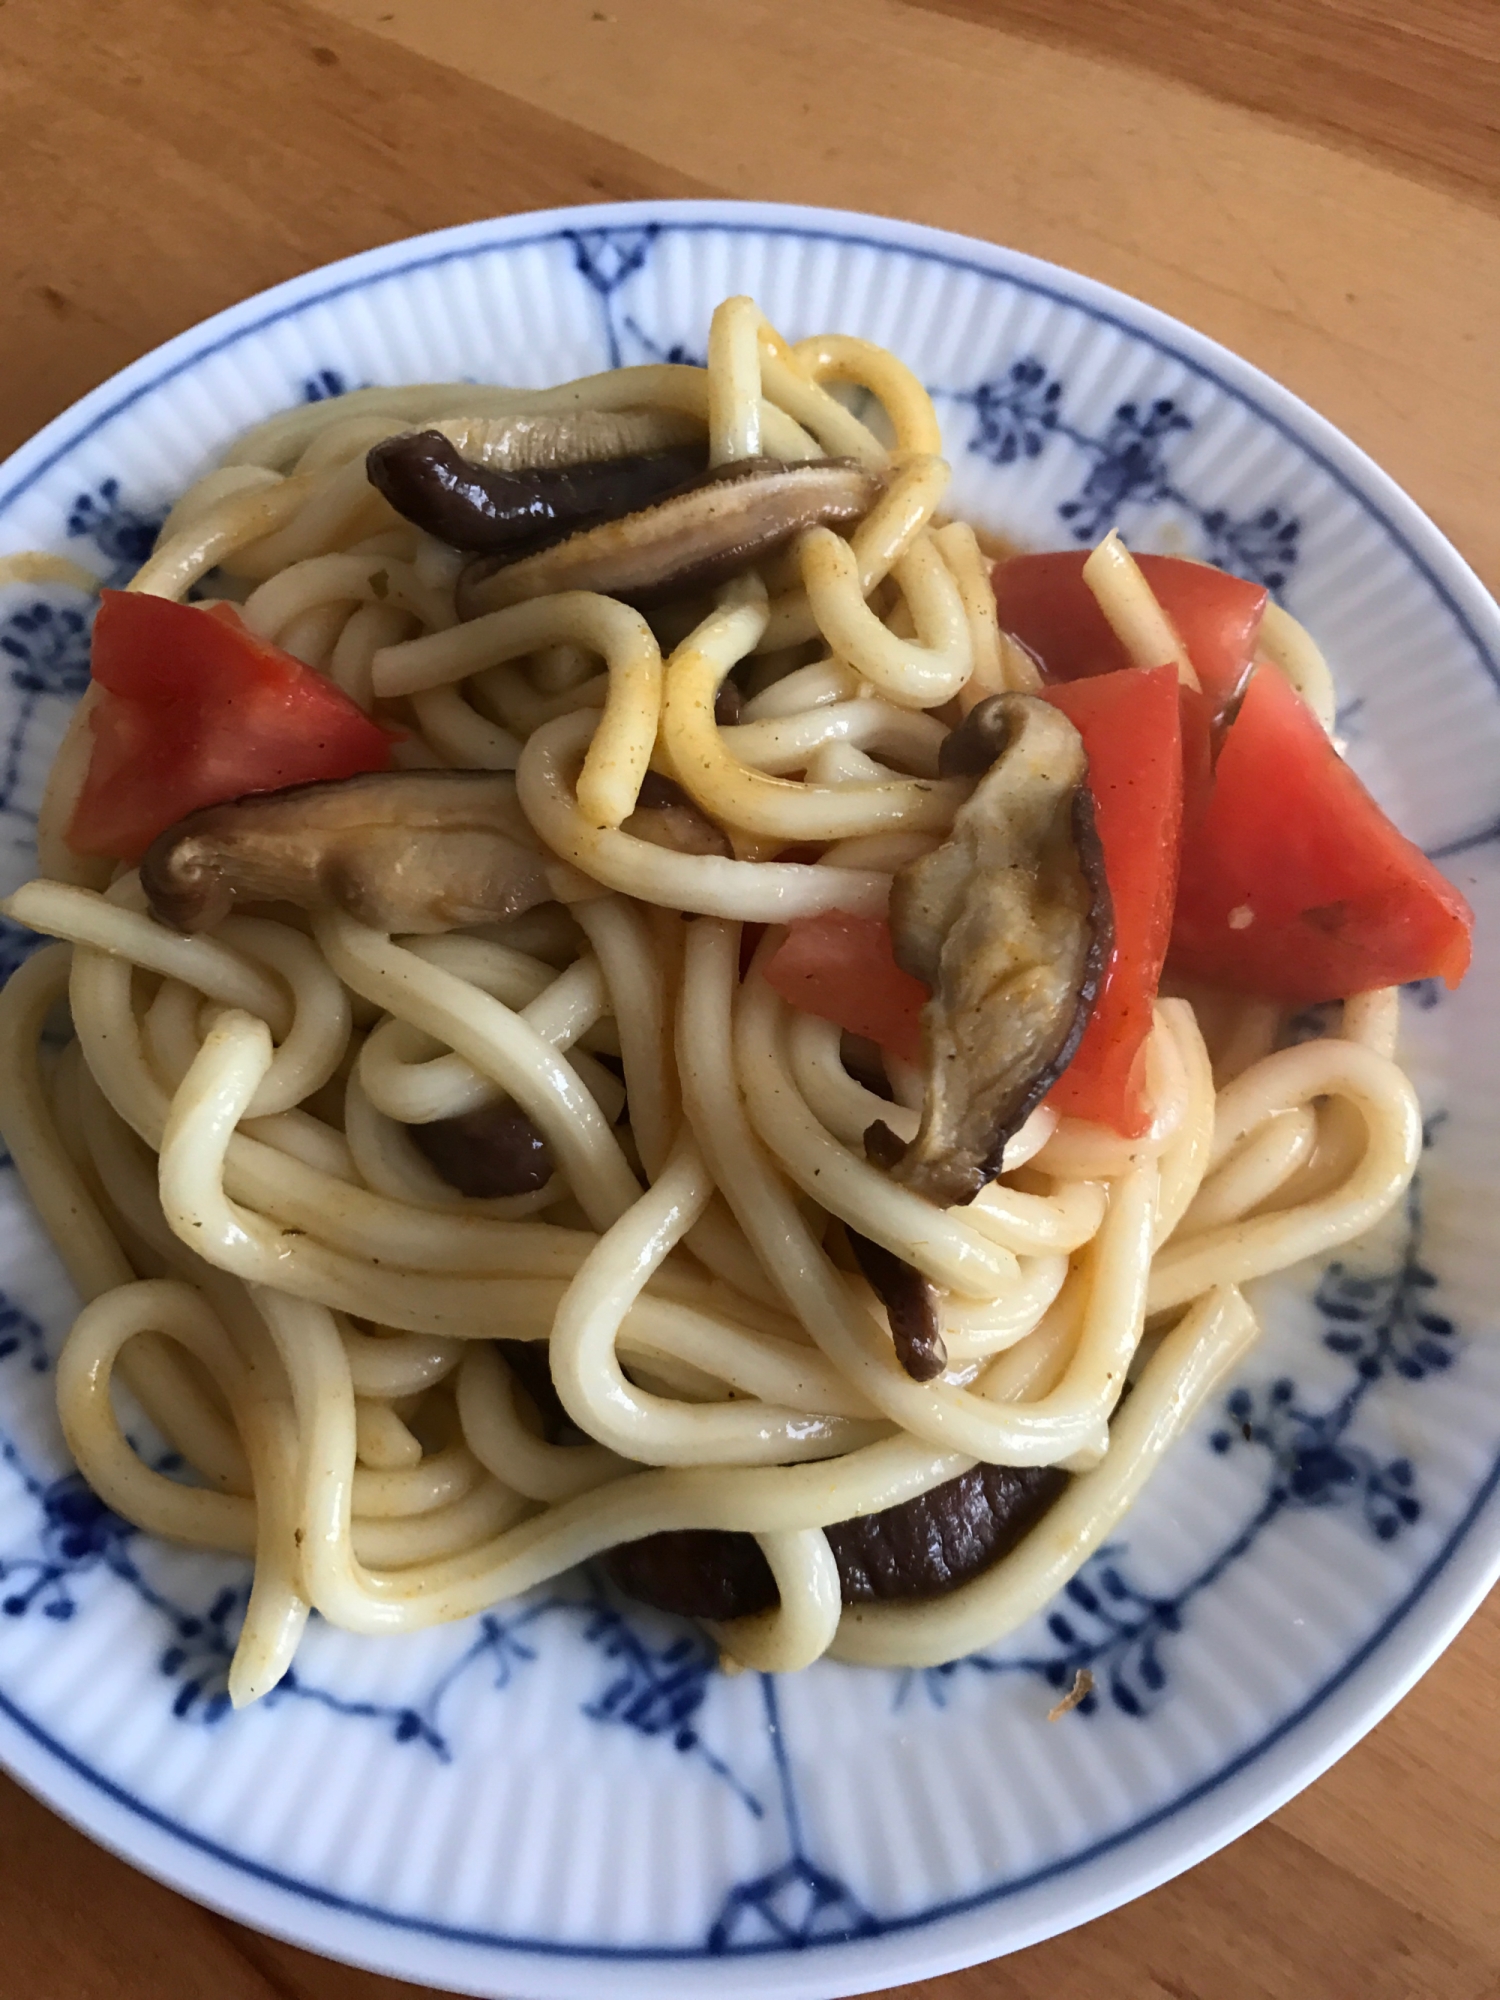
[1037,665,1184,1135]
[764,665,1187,1137]
[763,911,927,1068]
[68,592,395,862]
[1170,666,1473,1002]
[994,550,1268,707]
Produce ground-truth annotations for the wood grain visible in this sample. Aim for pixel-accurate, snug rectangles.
[0,0,711,465]
[0,0,1496,1994]
[3,1590,1497,1999]
[313,0,1500,595]
[908,0,1500,211]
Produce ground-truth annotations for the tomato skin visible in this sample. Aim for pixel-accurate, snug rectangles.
[1170,665,1473,1002]
[763,911,927,1068]
[1038,665,1184,1135]
[67,592,394,861]
[994,550,1268,706]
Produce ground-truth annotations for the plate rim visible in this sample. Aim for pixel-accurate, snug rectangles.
[0,1454,1497,2000]
[3,198,1497,692]
[0,194,1497,1998]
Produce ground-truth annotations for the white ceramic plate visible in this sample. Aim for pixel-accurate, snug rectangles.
[0,201,1496,2000]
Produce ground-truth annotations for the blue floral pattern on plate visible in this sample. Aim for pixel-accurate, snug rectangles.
[0,1132,1463,1948]
[939,361,1301,595]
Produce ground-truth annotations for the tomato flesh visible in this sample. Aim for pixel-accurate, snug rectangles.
[994,550,1267,706]
[764,911,927,1069]
[68,591,395,862]
[1038,665,1184,1135]
[1170,665,1473,1001]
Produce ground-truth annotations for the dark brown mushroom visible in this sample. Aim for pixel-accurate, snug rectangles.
[409,1099,554,1198]
[140,770,555,935]
[620,771,733,859]
[609,1530,774,1624]
[491,1339,598,1450]
[494,1338,577,1442]
[847,1227,947,1382]
[368,431,707,556]
[841,1032,892,1101]
[863,1117,908,1170]
[937,693,1015,777]
[457,457,881,618]
[713,679,744,728]
[887,693,1111,1208]
[605,1461,1069,1619]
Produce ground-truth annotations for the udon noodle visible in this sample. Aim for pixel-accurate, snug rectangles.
[0,298,1422,1702]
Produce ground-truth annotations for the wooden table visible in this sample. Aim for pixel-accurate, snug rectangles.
[2,2,1498,1995]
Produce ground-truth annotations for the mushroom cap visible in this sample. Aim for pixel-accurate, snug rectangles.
[408,1099,555,1198]
[457,456,882,616]
[605,1461,1069,1619]
[367,429,707,556]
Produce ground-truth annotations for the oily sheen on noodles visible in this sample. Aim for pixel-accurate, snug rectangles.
[0,295,1424,1703]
